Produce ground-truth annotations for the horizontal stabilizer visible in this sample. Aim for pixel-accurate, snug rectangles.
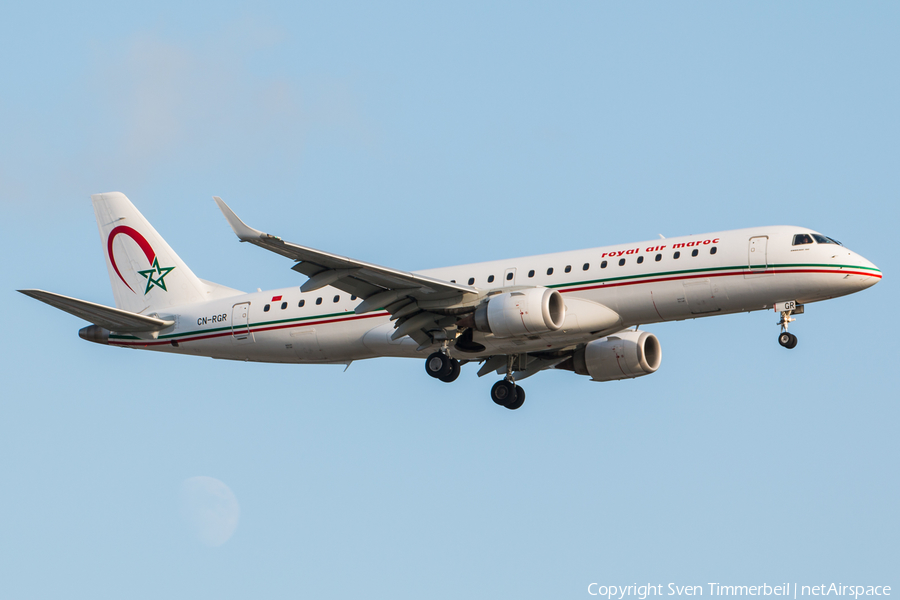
[18,289,174,333]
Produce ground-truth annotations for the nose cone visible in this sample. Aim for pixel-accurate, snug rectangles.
[852,253,882,289]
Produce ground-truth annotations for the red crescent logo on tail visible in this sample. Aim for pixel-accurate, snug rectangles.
[107,225,174,294]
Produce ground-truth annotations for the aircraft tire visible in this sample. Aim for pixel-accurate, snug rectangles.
[425,352,453,378]
[778,332,792,348]
[439,359,461,383]
[786,333,798,349]
[491,380,516,406]
[505,386,525,410]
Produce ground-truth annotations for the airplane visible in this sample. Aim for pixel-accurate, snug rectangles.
[19,192,882,410]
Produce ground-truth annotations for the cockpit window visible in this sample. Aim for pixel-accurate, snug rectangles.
[792,234,814,246]
[812,234,841,245]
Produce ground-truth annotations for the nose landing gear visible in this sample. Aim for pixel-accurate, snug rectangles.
[776,301,803,349]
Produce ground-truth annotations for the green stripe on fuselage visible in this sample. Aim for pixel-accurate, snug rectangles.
[109,262,874,341]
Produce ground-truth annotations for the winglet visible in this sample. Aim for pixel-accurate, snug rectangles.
[213,196,267,241]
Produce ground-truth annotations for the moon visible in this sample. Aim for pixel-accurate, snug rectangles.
[179,476,240,547]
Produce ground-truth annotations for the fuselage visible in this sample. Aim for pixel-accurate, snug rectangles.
[107,225,881,363]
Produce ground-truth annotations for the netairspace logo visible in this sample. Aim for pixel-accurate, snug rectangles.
[587,584,892,599]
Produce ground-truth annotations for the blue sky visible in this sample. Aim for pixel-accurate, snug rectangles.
[1,2,898,599]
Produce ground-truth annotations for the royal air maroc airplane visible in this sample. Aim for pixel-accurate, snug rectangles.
[20,192,882,410]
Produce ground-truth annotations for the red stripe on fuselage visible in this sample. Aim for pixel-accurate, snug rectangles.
[563,267,880,294]
[109,311,387,347]
[110,268,880,347]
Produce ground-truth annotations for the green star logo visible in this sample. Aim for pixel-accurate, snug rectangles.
[137,257,176,294]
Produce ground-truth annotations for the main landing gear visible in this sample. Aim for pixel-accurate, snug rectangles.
[489,354,525,410]
[491,379,525,410]
[425,351,460,383]
[776,302,801,349]
[425,350,526,410]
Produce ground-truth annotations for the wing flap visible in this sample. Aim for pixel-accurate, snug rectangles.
[19,289,174,333]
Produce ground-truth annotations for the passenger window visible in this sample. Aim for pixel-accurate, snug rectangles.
[281,302,288,310]
[583,263,590,271]
[710,247,717,255]
[547,268,554,275]
[264,304,270,312]
[565,265,572,273]
[792,233,814,245]
[691,249,698,257]
[618,258,626,266]
[487,275,495,283]
[316,297,322,305]
[299,299,305,307]
[468,277,475,285]
[351,295,357,300]
[674,251,680,259]
[601,261,608,269]
[333,295,340,303]
[528,270,535,278]
[450,280,456,283]
[637,256,644,264]
[655,254,662,261]
[506,272,513,280]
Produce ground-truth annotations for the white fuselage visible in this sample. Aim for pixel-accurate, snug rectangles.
[107,226,881,363]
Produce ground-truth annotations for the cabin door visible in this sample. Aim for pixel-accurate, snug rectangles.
[231,302,252,341]
[745,236,771,277]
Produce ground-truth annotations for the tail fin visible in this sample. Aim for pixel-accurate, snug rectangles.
[92,192,240,313]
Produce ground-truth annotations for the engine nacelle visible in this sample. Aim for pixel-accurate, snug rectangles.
[79,324,110,345]
[573,330,661,381]
[473,287,566,338]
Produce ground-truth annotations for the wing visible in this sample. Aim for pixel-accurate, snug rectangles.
[214,197,480,347]
[18,289,174,333]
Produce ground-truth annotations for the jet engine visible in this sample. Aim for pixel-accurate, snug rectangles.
[471,287,566,338]
[79,325,110,345]
[570,330,661,381]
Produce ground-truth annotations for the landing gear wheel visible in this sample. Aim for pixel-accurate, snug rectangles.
[505,386,525,410]
[778,332,792,347]
[491,380,516,406]
[425,352,453,379]
[439,359,461,383]
[778,332,798,349]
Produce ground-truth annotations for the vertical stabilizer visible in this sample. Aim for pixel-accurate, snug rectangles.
[92,192,222,313]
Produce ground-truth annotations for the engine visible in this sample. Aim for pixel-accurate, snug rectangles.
[471,287,566,338]
[570,330,661,381]
[79,324,110,345]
